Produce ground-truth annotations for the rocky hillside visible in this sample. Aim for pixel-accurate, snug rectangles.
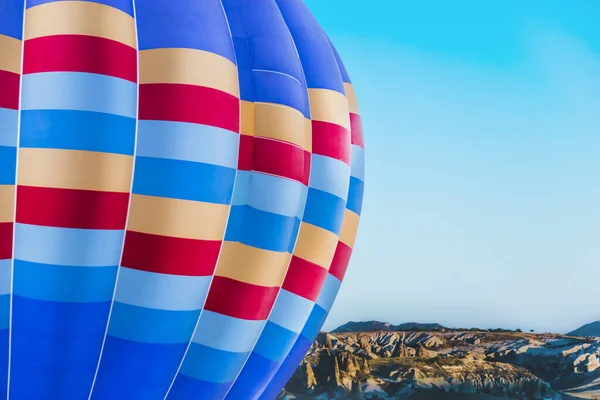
[333,321,448,333]
[281,328,600,399]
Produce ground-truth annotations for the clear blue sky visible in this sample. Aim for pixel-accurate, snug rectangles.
[303,0,600,334]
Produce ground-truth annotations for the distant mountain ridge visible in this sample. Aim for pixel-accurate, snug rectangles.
[332,321,448,333]
[568,321,600,337]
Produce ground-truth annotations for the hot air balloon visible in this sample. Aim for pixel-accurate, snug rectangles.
[0,0,365,398]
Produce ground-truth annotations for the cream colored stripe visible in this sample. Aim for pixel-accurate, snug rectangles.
[344,83,360,115]
[25,1,136,48]
[308,88,350,130]
[139,48,239,97]
[0,185,15,223]
[18,149,133,192]
[255,103,311,151]
[339,209,360,248]
[293,222,339,269]
[127,194,229,240]
[0,35,21,74]
[240,101,255,136]
[215,242,290,287]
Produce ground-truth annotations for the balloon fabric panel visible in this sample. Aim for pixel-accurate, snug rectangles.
[0,0,365,399]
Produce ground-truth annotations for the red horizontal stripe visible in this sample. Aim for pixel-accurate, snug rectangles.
[312,120,351,165]
[0,222,13,259]
[0,70,20,110]
[252,138,310,185]
[16,186,130,229]
[121,230,220,276]
[204,276,278,320]
[329,241,353,281]
[237,134,253,170]
[350,113,364,148]
[23,35,137,82]
[282,256,328,302]
[139,83,239,133]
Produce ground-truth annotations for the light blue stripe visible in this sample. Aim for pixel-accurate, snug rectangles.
[351,144,365,181]
[114,267,211,311]
[108,302,199,344]
[232,171,307,218]
[179,343,248,383]
[309,154,350,201]
[13,260,117,303]
[192,310,265,353]
[315,273,342,312]
[21,72,137,118]
[0,108,18,147]
[268,289,314,334]
[14,224,124,267]
[136,120,240,169]
[0,259,11,296]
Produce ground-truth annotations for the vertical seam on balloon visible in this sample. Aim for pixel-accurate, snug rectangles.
[6,1,27,396]
[161,1,240,398]
[86,2,140,398]
[220,2,312,397]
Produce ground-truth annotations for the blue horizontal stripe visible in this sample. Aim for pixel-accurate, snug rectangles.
[26,0,134,16]
[0,328,7,395]
[301,303,328,342]
[136,0,236,64]
[303,188,346,235]
[226,351,279,400]
[21,72,137,118]
[315,273,341,312]
[253,321,297,363]
[275,0,345,94]
[114,267,211,311]
[252,70,311,119]
[267,289,314,334]
[168,374,231,400]
[0,146,16,185]
[232,36,309,117]
[261,334,313,400]
[107,302,199,344]
[136,120,239,169]
[0,0,24,39]
[14,224,124,267]
[9,295,110,400]
[132,156,236,204]
[309,154,350,201]
[351,144,365,181]
[287,217,302,254]
[91,336,187,400]
[179,343,247,383]
[224,206,299,252]
[0,295,9,330]
[0,259,11,295]
[347,177,364,216]
[13,260,117,303]
[0,108,18,147]
[20,110,136,155]
[232,171,307,218]
[192,310,264,353]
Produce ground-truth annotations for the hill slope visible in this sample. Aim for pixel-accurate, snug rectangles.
[569,321,600,338]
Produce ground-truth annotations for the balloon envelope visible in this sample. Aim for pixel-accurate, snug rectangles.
[0,0,364,398]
